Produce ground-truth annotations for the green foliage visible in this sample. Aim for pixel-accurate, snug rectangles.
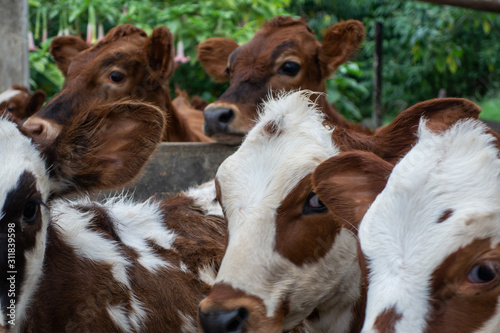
[28,0,500,123]
[29,39,65,96]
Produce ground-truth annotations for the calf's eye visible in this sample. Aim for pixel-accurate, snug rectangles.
[23,200,41,225]
[279,61,301,76]
[468,262,498,284]
[109,71,125,83]
[302,192,328,215]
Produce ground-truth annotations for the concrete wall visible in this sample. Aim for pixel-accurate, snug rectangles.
[0,0,29,92]
[103,143,238,201]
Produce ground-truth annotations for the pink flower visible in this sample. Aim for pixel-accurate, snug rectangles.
[42,28,47,42]
[86,23,92,44]
[97,23,104,42]
[28,31,38,51]
[174,41,190,64]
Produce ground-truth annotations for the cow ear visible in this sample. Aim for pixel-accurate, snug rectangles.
[40,101,166,196]
[312,151,393,230]
[374,98,481,163]
[24,90,46,118]
[50,35,90,76]
[318,20,365,78]
[197,37,238,83]
[143,26,175,85]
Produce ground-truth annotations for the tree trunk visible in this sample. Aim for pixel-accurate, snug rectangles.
[417,0,500,13]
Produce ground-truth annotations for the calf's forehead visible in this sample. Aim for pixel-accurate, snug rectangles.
[361,121,500,255]
[217,92,338,208]
[359,121,500,316]
[0,120,48,206]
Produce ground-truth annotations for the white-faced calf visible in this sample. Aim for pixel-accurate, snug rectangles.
[340,118,500,333]
[0,100,226,332]
[198,92,482,333]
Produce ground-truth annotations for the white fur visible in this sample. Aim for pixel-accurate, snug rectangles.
[184,180,223,217]
[360,119,500,332]
[215,91,359,331]
[52,201,133,288]
[198,263,218,287]
[103,197,177,272]
[0,119,50,330]
[178,311,197,333]
[0,89,22,104]
[107,294,148,332]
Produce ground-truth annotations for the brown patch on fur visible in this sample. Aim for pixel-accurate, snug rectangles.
[263,120,282,136]
[312,151,393,230]
[17,189,226,332]
[200,283,285,333]
[311,151,394,332]
[274,175,341,265]
[437,209,454,224]
[373,307,402,333]
[425,238,500,333]
[333,98,482,165]
[197,16,368,141]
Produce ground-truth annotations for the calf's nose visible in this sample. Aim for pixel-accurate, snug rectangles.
[22,116,61,143]
[199,307,248,333]
[203,107,235,136]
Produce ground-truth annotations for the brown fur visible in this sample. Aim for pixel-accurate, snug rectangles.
[373,307,403,333]
[197,16,368,143]
[425,238,500,333]
[38,100,166,196]
[310,98,485,333]
[24,24,212,143]
[275,175,341,266]
[199,283,286,333]
[0,85,46,123]
[19,193,226,332]
[333,98,482,164]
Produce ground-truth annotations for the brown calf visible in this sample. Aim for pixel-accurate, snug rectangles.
[22,24,213,143]
[0,85,46,123]
[0,98,227,332]
[198,92,481,333]
[197,16,367,144]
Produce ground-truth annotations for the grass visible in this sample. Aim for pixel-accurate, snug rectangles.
[478,96,500,121]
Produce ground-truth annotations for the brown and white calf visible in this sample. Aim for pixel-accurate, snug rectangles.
[22,24,213,143]
[327,118,500,333]
[198,92,482,333]
[0,85,46,123]
[197,16,367,144]
[0,100,225,332]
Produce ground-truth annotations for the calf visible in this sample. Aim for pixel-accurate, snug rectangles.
[0,98,227,332]
[0,85,46,123]
[198,92,481,333]
[197,16,367,144]
[326,118,500,333]
[22,24,213,143]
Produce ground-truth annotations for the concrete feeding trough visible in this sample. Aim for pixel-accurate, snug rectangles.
[107,142,238,201]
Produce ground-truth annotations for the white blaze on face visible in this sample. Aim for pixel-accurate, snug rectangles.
[215,91,339,319]
[359,119,500,333]
[0,89,22,105]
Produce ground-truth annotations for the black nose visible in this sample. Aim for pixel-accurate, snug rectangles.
[199,307,249,333]
[203,107,234,136]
